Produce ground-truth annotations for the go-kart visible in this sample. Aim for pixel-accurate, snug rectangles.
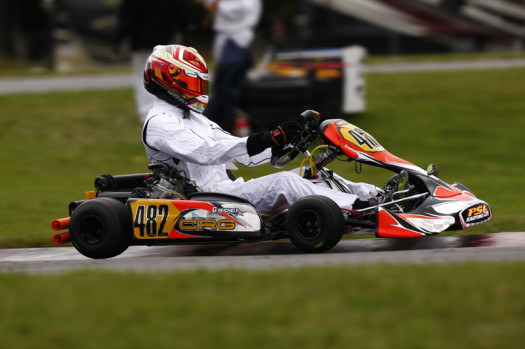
[52,110,492,259]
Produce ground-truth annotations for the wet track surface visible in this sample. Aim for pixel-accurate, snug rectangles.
[0,232,524,274]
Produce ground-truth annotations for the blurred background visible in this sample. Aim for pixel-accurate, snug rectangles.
[2,0,525,129]
[1,0,524,69]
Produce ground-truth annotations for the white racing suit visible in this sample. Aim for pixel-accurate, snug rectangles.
[142,99,380,214]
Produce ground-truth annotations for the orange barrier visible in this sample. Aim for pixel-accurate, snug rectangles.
[52,232,70,245]
[51,217,70,231]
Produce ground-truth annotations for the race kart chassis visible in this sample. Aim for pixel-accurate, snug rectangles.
[52,110,492,259]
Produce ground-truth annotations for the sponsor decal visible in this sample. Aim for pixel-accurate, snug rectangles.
[461,203,492,226]
[177,219,236,231]
[212,207,243,216]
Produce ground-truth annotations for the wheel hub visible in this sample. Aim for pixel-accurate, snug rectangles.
[79,215,105,244]
[296,210,323,240]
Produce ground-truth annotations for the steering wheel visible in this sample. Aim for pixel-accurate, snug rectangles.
[271,110,321,168]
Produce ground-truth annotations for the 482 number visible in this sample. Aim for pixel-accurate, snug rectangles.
[133,204,169,237]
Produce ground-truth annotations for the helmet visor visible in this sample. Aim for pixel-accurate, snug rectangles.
[173,70,209,97]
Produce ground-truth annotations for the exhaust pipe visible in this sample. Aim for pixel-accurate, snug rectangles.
[52,232,70,245]
[52,217,70,231]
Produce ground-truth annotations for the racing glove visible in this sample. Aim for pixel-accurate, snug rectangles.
[246,120,300,156]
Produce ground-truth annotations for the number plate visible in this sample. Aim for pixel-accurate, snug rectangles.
[129,200,180,239]
[338,121,384,153]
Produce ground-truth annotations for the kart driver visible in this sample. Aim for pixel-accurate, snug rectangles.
[141,45,380,214]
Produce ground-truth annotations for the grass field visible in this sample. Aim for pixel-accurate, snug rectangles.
[1,64,524,348]
[1,262,524,349]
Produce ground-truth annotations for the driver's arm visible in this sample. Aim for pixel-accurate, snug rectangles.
[145,114,250,166]
[208,117,300,158]
[208,120,272,166]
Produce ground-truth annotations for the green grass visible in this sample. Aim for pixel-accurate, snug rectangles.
[0,67,524,247]
[0,262,524,349]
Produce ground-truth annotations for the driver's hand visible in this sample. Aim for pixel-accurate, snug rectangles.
[246,120,300,156]
[270,121,300,147]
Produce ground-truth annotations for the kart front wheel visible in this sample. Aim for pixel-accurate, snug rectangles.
[286,195,344,253]
[69,197,131,259]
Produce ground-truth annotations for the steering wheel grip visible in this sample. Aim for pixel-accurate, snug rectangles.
[270,110,321,168]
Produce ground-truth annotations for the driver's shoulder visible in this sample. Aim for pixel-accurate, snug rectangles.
[146,108,185,128]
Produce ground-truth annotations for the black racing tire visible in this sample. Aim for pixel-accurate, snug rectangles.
[69,197,132,259]
[286,195,344,253]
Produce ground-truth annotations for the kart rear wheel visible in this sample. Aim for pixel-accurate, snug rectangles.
[69,197,131,259]
[286,195,344,253]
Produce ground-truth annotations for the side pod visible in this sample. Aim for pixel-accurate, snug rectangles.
[375,207,455,238]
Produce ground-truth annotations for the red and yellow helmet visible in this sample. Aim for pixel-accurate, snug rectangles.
[144,45,209,113]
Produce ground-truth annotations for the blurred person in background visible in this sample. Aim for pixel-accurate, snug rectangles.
[200,0,262,135]
[113,0,191,123]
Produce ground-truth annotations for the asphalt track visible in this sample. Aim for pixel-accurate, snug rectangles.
[1,232,524,274]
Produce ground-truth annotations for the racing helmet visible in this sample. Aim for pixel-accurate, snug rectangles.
[144,45,209,113]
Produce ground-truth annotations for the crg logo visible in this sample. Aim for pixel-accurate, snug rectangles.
[178,219,236,231]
